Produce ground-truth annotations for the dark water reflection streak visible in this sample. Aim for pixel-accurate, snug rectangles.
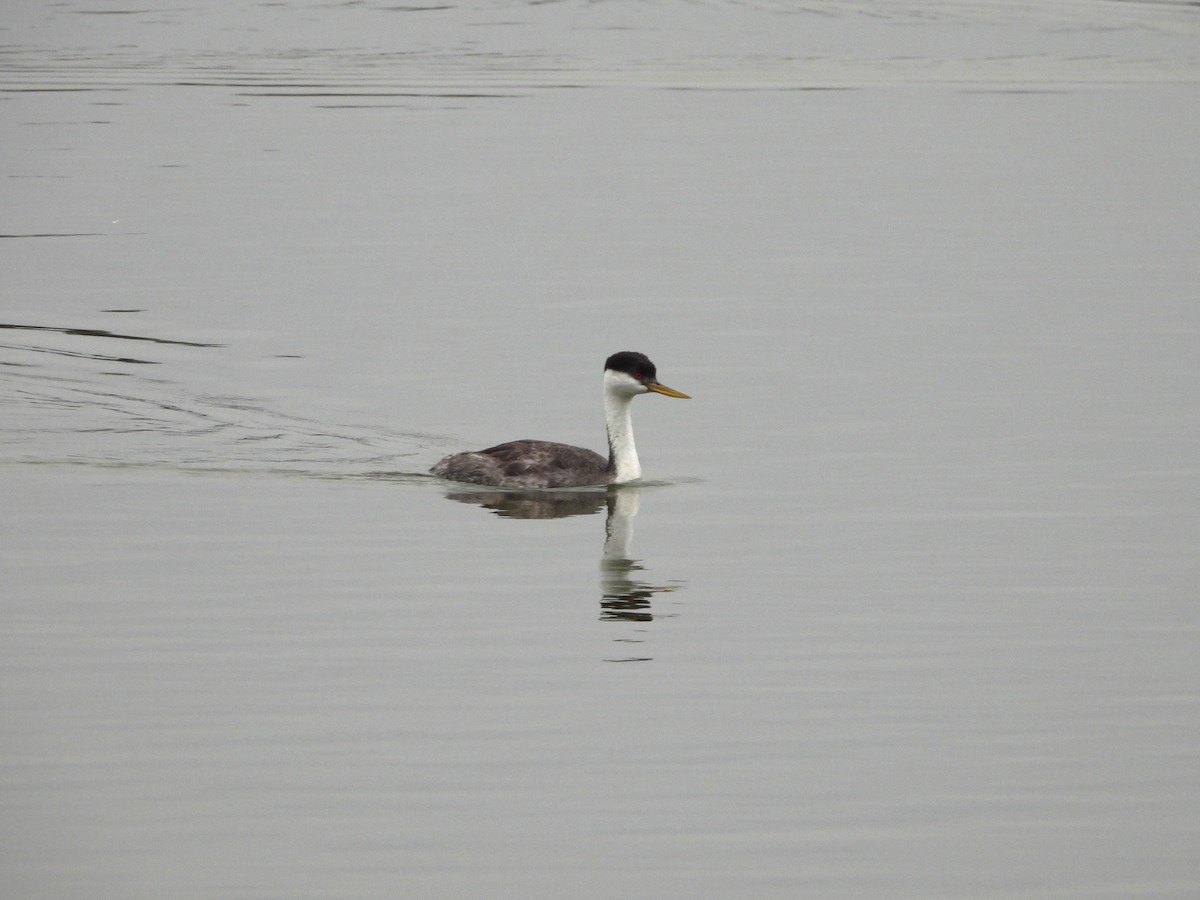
[440,484,687,661]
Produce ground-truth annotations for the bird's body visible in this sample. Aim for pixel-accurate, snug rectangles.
[431,351,689,489]
[432,440,609,490]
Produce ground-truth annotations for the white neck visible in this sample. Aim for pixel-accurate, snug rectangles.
[604,377,641,483]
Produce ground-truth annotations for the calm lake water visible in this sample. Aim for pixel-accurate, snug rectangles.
[3,2,1199,898]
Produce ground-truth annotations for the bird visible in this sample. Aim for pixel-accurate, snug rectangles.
[430,351,690,489]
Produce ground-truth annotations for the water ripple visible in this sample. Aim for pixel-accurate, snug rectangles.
[1,0,1197,92]
[0,322,435,480]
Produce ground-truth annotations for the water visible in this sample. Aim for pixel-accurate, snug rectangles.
[3,2,1199,898]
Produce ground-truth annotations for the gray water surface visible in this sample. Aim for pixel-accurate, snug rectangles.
[3,2,1199,898]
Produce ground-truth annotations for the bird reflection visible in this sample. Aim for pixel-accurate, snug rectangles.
[439,488,606,519]
[439,484,684,660]
[600,488,681,627]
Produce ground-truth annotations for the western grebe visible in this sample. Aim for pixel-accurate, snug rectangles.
[431,351,690,489]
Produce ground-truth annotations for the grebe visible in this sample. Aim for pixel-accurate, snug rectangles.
[431,351,690,489]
